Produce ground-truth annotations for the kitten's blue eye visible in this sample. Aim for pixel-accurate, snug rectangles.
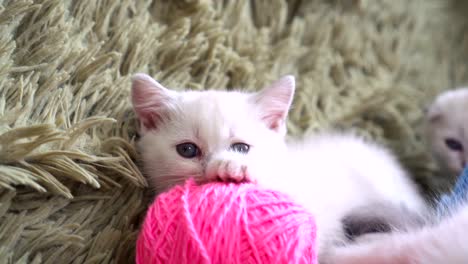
[445,138,463,152]
[230,143,250,153]
[176,142,200,158]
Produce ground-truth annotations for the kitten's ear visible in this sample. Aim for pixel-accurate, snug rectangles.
[426,104,442,123]
[131,73,175,132]
[252,75,295,135]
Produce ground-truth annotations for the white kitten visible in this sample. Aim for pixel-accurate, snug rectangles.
[131,73,427,259]
[323,203,468,264]
[426,88,468,177]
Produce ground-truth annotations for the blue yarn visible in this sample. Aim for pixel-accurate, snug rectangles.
[436,166,468,217]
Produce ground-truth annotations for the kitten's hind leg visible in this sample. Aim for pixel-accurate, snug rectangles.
[341,201,428,242]
[322,202,430,264]
[325,205,468,264]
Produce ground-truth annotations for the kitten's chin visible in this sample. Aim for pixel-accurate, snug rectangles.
[441,160,463,178]
[192,176,216,185]
[432,152,461,178]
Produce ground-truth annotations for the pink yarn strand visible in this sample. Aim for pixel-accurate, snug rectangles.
[180,180,212,264]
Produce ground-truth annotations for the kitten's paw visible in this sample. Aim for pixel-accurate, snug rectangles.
[206,159,255,183]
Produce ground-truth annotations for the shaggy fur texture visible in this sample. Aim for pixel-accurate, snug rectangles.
[1,0,468,263]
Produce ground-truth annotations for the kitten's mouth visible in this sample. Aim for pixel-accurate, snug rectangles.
[192,177,210,185]
[196,175,249,184]
[215,176,248,183]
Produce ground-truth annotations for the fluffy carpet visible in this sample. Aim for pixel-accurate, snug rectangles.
[1,0,468,263]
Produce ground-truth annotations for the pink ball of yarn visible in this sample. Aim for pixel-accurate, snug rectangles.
[136,180,317,264]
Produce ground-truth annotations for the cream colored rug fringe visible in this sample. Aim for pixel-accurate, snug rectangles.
[1,0,468,262]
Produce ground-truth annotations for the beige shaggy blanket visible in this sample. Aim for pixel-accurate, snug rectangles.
[1,0,468,263]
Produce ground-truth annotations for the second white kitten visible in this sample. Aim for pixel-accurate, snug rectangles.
[426,88,468,177]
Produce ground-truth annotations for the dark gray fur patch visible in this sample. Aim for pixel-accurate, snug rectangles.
[342,202,428,242]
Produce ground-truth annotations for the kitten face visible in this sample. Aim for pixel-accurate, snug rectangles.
[426,88,468,176]
[131,74,294,192]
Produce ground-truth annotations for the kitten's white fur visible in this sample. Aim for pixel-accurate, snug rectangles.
[322,88,468,263]
[323,204,468,264]
[426,88,468,177]
[131,73,426,258]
